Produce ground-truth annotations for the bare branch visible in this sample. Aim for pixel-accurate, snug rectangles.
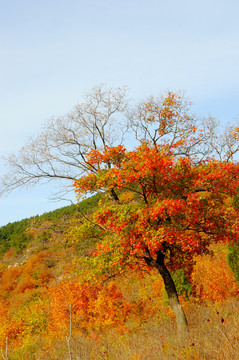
[1,85,130,198]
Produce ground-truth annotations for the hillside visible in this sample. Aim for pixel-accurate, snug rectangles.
[0,195,238,360]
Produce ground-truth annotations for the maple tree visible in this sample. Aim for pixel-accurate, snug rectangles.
[74,143,239,337]
[73,92,239,338]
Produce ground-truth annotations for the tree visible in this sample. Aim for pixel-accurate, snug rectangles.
[74,143,239,340]
[1,86,239,339]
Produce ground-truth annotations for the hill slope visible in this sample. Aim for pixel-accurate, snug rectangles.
[0,195,238,360]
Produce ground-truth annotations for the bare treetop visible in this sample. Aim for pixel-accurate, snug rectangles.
[0,85,130,197]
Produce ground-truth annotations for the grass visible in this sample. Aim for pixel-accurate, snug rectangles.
[17,296,237,360]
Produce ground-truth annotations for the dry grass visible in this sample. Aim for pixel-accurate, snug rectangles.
[29,296,238,360]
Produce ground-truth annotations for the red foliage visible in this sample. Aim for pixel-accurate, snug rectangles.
[74,144,239,275]
[48,280,133,336]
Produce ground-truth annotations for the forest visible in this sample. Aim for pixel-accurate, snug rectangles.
[0,86,239,359]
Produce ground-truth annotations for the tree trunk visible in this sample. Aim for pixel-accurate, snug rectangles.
[155,251,188,342]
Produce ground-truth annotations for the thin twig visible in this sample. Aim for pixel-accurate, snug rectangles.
[1,337,8,360]
[66,304,73,360]
[217,326,236,352]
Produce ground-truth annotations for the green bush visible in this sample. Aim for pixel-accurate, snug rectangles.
[0,219,31,256]
[227,244,239,284]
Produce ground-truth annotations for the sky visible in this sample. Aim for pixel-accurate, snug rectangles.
[0,0,239,227]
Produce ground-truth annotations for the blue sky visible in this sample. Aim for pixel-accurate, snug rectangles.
[0,0,239,226]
